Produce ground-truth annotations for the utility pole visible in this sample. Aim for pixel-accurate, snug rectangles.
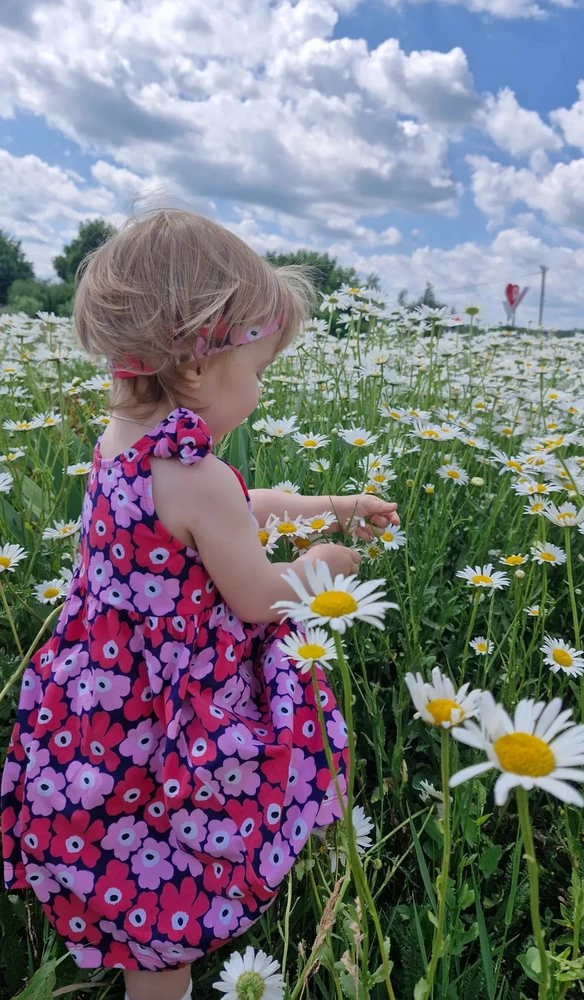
[538,265,549,327]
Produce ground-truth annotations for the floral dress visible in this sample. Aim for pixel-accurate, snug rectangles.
[1,408,349,970]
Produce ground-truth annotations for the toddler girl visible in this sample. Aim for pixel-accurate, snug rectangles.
[1,210,399,1000]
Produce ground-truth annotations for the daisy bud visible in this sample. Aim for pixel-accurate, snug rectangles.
[282,456,290,463]
[515,569,525,579]
[470,477,484,486]
[406,479,415,487]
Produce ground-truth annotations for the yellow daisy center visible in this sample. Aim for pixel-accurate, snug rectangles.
[353,437,367,446]
[476,642,487,652]
[381,531,394,543]
[364,484,378,493]
[557,512,573,523]
[540,551,556,562]
[60,526,72,535]
[471,574,493,585]
[0,556,11,568]
[531,503,545,513]
[277,522,297,534]
[311,518,327,531]
[494,733,555,777]
[296,643,327,660]
[467,439,477,447]
[390,411,402,419]
[425,486,434,494]
[504,555,525,565]
[258,530,269,546]
[422,430,440,439]
[368,545,381,558]
[447,470,460,479]
[294,537,312,549]
[303,440,318,447]
[553,648,573,667]
[535,484,547,493]
[372,474,386,483]
[426,698,463,726]
[311,592,358,617]
[43,587,60,599]
[507,460,522,470]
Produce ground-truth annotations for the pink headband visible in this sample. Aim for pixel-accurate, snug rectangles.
[108,313,284,379]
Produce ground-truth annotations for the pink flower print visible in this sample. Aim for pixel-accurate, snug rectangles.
[271,695,294,731]
[221,611,246,642]
[282,801,319,852]
[101,816,149,862]
[214,675,245,712]
[132,474,155,516]
[110,478,141,528]
[98,463,123,497]
[131,838,174,890]
[129,571,179,616]
[20,668,42,710]
[53,644,88,684]
[144,649,163,695]
[67,670,94,714]
[276,671,304,705]
[66,760,115,810]
[94,670,131,711]
[100,579,134,612]
[160,640,190,686]
[170,841,204,878]
[25,863,60,902]
[262,649,280,684]
[189,646,215,680]
[314,772,347,827]
[1,759,21,796]
[208,603,226,630]
[326,709,349,750]
[151,940,205,965]
[68,945,105,969]
[24,739,50,779]
[119,720,163,767]
[47,863,95,901]
[259,832,292,887]
[203,897,244,939]
[28,766,66,816]
[284,748,316,806]
[98,920,129,944]
[217,723,259,760]
[127,940,166,970]
[82,492,92,532]
[88,552,113,593]
[193,767,225,806]
[204,819,245,863]
[170,808,208,852]
[215,758,260,798]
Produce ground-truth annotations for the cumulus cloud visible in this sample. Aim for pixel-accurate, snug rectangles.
[551,81,584,152]
[468,154,584,227]
[477,88,562,157]
[382,0,575,19]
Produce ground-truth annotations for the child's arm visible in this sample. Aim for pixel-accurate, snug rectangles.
[181,457,362,624]
[249,489,400,539]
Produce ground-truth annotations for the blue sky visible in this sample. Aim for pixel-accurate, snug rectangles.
[1,0,584,326]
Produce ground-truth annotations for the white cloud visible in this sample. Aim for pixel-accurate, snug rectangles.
[477,88,562,157]
[468,154,584,228]
[551,81,584,152]
[382,0,575,19]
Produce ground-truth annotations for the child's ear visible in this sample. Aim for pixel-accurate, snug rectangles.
[185,360,205,393]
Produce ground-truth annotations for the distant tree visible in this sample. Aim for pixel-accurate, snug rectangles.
[398,282,448,312]
[265,250,379,296]
[0,231,35,306]
[52,218,117,283]
[7,278,76,318]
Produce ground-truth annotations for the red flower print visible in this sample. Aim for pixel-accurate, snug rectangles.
[22,816,52,859]
[89,494,115,550]
[161,752,193,810]
[106,766,155,817]
[133,523,186,576]
[294,705,321,752]
[124,672,155,722]
[53,893,102,945]
[109,528,135,575]
[226,799,264,851]
[124,890,159,943]
[258,745,289,790]
[89,612,134,673]
[144,792,170,833]
[34,682,69,734]
[188,682,233,734]
[202,858,231,894]
[184,719,217,767]
[95,859,137,919]
[51,810,106,867]
[48,715,81,765]
[158,877,209,945]
[81,711,125,770]
[258,783,285,831]
[176,565,211,618]
[102,940,140,970]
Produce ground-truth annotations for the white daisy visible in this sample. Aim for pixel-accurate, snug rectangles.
[326,804,375,872]
[530,541,567,566]
[544,502,584,527]
[338,427,378,448]
[30,411,62,429]
[437,463,469,485]
[418,779,452,818]
[0,472,13,494]
[378,525,407,551]
[541,636,584,677]
[272,560,396,633]
[277,628,337,675]
[511,478,561,497]
[213,945,284,1000]
[41,518,82,540]
[293,431,330,452]
[66,462,93,476]
[307,511,337,533]
[470,636,494,656]
[309,458,331,473]
[257,529,278,554]
[524,604,544,617]
[3,418,34,432]
[34,578,69,604]
[0,449,25,462]
[272,480,300,495]
[499,553,527,567]
[263,416,298,438]
[450,694,584,806]
[0,543,27,573]
[456,564,510,591]
[264,512,310,539]
[423,483,435,494]
[405,667,482,729]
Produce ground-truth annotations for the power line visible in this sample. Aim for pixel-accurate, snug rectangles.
[437,271,543,295]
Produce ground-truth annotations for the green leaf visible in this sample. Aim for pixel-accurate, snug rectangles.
[408,813,437,909]
[472,867,495,998]
[414,977,430,1000]
[517,947,541,984]
[459,883,475,910]
[12,959,58,1000]
[479,844,502,877]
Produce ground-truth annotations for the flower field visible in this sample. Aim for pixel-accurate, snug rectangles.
[2,295,584,999]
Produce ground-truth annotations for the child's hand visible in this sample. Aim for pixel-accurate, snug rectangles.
[303,541,362,576]
[338,495,400,541]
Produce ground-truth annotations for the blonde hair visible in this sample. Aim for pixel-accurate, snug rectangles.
[73,207,317,412]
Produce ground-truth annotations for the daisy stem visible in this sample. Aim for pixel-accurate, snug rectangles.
[0,601,64,705]
[516,787,551,1000]
[459,594,480,684]
[564,527,580,648]
[0,578,23,658]
[332,632,396,1000]
[425,727,451,997]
